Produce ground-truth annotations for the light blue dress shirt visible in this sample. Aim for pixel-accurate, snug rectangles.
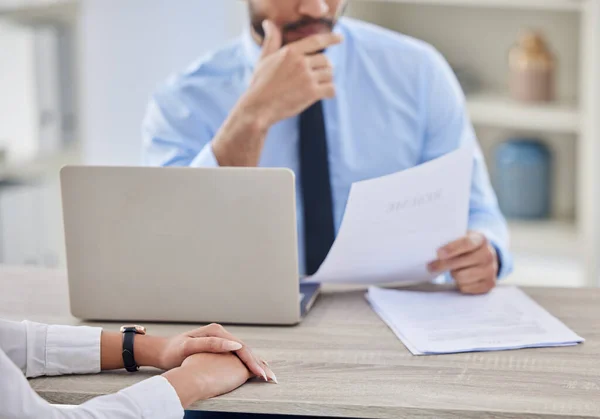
[142,18,513,278]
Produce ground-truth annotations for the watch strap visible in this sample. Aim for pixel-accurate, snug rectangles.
[122,329,139,372]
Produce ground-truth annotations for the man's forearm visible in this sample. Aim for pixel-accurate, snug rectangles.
[212,95,271,167]
[100,331,167,370]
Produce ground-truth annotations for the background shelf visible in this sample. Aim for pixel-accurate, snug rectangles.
[467,93,580,133]
[356,0,583,12]
[506,220,582,287]
[0,0,77,23]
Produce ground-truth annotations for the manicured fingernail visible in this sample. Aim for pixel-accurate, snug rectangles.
[262,359,270,367]
[225,341,243,351]
[269,372,278,384]
[260,369,268,382]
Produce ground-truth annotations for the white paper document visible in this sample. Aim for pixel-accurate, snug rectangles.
[367,286,584,355]
[306,147,473,284]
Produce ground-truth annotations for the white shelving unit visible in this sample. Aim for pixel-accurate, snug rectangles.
[506,218,583,287]
[350,0,600,287]
[0,0,76,22]
[357,0,584,12]
[0,0,80,269]
[467,94,580,134]
[0,146,80,183]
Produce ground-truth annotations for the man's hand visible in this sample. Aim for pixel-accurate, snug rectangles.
[163,353,253,409]
[212,20,343,167]
[140,323,275,382]
[246,20,342,128]
[428,232,499,295]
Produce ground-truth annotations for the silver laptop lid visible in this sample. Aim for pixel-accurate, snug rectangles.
[61,166,301,325]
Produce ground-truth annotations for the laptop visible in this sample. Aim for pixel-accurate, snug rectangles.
[60,166,320,325]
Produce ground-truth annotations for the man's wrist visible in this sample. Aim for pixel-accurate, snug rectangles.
[135,335,168,369]
[236,92,273,133]
[213,95,271,167]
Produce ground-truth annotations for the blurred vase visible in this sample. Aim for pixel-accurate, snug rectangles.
[495,139,552,219]
[509,31,555,103]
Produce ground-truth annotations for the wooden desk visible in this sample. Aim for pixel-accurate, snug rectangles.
[2,266,599,418]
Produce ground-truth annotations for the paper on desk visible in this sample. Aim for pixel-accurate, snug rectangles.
[306,146,473,284]
[367,286,584,355]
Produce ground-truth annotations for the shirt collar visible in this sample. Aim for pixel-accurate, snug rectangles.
[241,19,346,71]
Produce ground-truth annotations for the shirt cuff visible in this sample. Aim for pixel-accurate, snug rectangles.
[190,142,219,167]
[491,239,513,280]
[119,375,185,419]
[476,228,514,280]
[24,321,102,377]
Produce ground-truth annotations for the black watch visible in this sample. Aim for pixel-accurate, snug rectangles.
[120,325,146,372]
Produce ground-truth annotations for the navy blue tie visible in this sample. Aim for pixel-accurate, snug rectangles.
[299,100,336,275]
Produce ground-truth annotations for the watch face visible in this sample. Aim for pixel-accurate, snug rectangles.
[120,325,147,335]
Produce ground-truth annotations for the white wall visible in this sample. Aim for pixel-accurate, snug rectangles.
[0,20,38,163]
[79,0,246,165]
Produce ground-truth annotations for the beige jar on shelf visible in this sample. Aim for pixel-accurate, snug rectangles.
[509,31,556,103]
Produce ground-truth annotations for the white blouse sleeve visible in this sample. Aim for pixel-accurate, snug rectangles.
[0,320,184,419]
